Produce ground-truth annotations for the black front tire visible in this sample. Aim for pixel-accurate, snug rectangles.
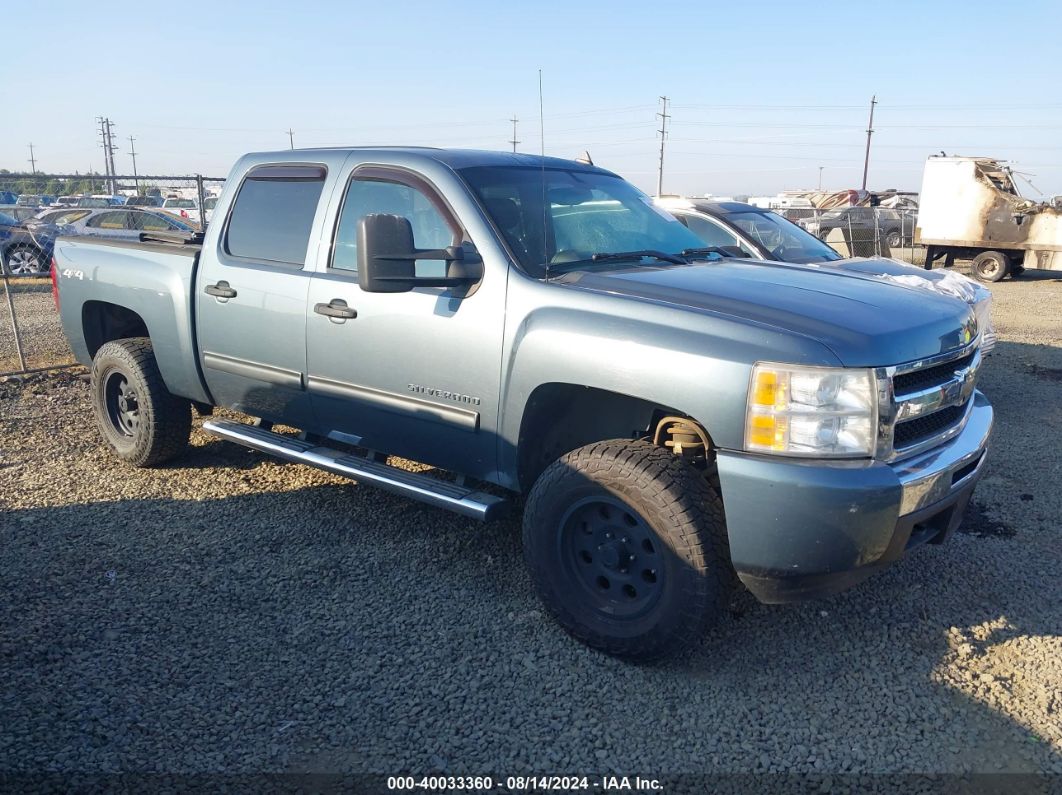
[90,338,191,467]
[886,230,902,247]
[523,439,732,661]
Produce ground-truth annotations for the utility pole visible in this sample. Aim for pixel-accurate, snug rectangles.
[818,166,824,191]
[509,115,520,153]
[287,128,295,149]
[656,96,670,197]
[128,136,139,192]
[96,117,110,190]
[97,117,119,194]
[861,95,877,191]
[27,143,37,174]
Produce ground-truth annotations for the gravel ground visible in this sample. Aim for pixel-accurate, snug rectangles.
[0,278,74,373]
[0,266,1060,787]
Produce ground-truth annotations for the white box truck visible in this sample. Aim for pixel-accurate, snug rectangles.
[916,156,1062,282]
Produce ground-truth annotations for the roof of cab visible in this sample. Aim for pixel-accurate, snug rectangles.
[243,147,617,175]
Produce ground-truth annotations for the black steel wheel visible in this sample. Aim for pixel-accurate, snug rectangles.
[560,495,665,620]
[524,439,732,661]
[886,230,902,248]
[104,371,141,438]
[91,337,191,467]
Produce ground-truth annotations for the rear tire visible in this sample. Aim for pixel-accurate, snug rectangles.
[90,338,191,467]
[971,251,1009,283]
[523,439,732,661]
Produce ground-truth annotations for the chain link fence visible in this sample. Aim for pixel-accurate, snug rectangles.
[1,173,224,375]
[772,205,925,264]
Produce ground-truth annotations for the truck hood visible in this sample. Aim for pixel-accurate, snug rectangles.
[557,259,978,367]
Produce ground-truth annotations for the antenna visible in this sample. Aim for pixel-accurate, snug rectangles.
[509,115,520,153]
[656,96,670,197]
[539,69,549,279]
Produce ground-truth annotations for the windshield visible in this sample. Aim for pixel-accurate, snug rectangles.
[459,166,706,276]
[166,199,195,208]
[727,211,842,263]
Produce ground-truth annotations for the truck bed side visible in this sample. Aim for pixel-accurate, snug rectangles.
[54,236,213,404]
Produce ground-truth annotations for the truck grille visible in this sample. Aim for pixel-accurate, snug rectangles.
[893,402,967,448]
[883,342,981,460]
[893,351,976,394]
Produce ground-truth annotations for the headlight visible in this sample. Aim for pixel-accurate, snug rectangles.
[745,363,877,457]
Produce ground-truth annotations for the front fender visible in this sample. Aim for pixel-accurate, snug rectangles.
[497,277,840,487]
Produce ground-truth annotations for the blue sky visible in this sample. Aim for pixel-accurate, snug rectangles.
[4,0,1062,197]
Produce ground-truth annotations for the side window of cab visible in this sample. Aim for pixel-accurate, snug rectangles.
[331,172,458,278]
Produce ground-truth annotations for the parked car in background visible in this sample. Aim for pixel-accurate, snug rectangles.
[0,191,17,205]
[162,197,201,225]
[35,207,195,240]
[799,206,914,247]
[53,196,80,208]
[15,195,56,208]
[75,196,124,208]
[202,195,218,223]
[657,198,844,264]
[126,195,164,208]
[0,211,55,275]
[2,207,45,223]
[658,197,995,353]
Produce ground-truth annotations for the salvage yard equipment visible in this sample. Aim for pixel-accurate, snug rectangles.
[917,156,1062,282]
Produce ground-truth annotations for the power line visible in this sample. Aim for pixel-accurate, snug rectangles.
[656,95,670,196]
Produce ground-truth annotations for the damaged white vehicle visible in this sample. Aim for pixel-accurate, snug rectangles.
[657,196,996,353]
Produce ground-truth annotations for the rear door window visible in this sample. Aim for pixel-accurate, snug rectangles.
[86,211,132,230]
[224,165,327,266]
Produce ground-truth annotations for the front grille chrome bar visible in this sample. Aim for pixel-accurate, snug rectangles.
[875,337,982,462]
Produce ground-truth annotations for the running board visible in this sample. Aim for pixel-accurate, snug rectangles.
[202,419,509,522]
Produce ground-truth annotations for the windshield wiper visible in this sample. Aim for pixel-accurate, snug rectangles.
[591,249,688,265]
[679,246,735,260]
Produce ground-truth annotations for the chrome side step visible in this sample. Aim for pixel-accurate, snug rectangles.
[202,419,509,522]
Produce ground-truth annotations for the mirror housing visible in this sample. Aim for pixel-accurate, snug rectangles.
[357,214,482,293]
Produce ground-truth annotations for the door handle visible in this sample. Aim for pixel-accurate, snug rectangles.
[314,299,358,320]
[204,281,237,299]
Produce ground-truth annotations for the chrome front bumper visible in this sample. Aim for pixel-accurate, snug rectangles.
[895,391,993,516]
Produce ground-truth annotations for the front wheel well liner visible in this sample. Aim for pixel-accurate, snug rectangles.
[516,383,713,492]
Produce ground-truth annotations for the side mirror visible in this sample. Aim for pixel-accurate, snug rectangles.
[357,214,483,294]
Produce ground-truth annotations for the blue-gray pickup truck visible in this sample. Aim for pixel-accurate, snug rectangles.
[53,148,993,660]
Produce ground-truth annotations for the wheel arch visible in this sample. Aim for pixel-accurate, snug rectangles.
[82,300,149,358]
[515,382,715,492]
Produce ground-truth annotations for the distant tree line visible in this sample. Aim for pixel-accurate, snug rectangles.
[0,169,161,197]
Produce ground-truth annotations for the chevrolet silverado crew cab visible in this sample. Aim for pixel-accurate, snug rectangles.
[54,148,993,660]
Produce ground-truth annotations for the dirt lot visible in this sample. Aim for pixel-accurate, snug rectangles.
[1,267,1060,786]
